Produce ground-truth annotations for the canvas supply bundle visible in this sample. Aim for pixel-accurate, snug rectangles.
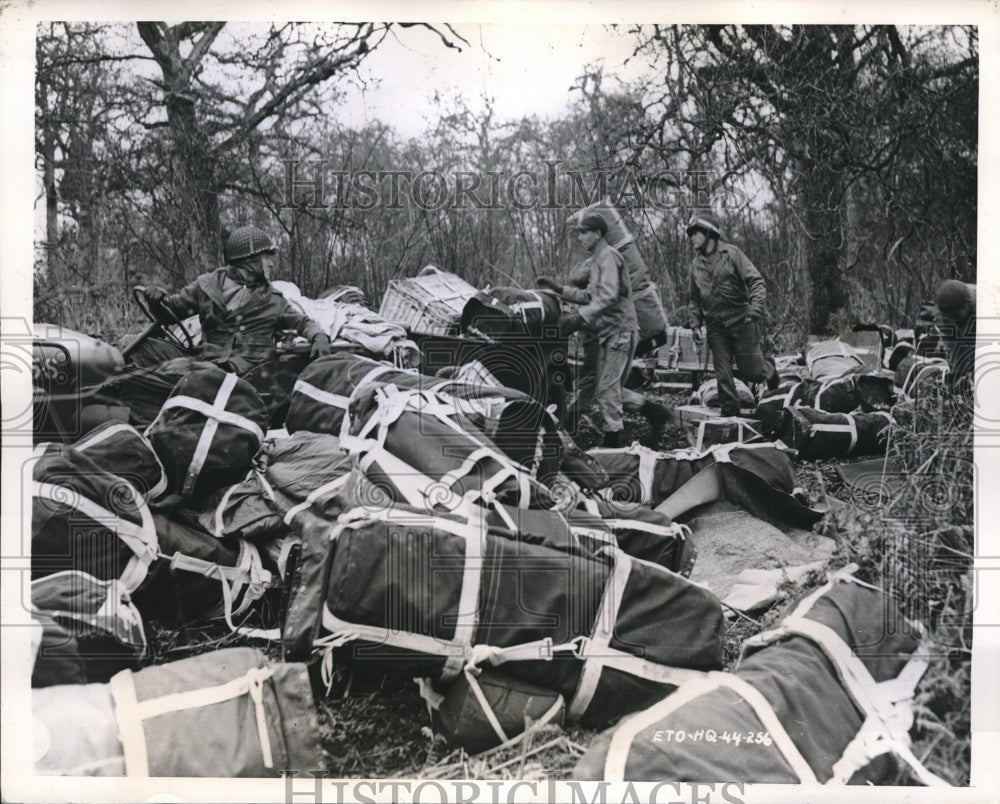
[282,505,723,727]
[145,365,268,503]
[66,421,167,500]
[204,431,381,543]
[33,647,323,777]
[97,356,219,431]
[422,667,566,755]
[805,340,866,381]
[31,570,147,686]
[287,351,558,474]
[753,380,805,436]
[132,510,278,632]
[587,441,821,529]
[690,378,756,410]
[460,287,562,341]
[341,383,552,513]
[487,501,695,575]
[574,569,949,787]
[775,406,892,460]
[31,443,158,592]
[797,374,896,415]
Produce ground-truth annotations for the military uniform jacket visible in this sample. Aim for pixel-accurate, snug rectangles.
[561,240,639,340]
[689,241,767,328]
[164,268,324,364]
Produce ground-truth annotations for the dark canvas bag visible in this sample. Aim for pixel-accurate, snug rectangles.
[34,647,323,777]
[31,570,147,685]
[284,505,722,727]
[754,381,805,435]
[32,444,158,592]
[342,384,549,513]
[778,407,892,459]
[575,570,949,787]
[133,511,278,634]
[285,352,413,436]
[145,366,268,503]
[69,421,168,500]
[588,441,820,528]
[203,431,362,542]
[422,666,565,754]
[460,287,561,340]
[806,340,866,381]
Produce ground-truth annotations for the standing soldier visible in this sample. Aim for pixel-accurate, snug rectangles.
[539,214,670,448]
[685,212,778,417]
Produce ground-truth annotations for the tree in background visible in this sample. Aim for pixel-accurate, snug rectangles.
[624,24,977,334]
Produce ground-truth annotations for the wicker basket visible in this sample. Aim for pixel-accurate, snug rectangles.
[378,265,479,335]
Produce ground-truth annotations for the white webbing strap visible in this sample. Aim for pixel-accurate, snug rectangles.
[110,666,277,774]
[442,506,485,680]
[282,473,353,525]
[74,423,169,500]
[567,550,631,721]
[316,505,487,678]
[603,517,686,539]
[212,467,276,538]
[602,671,818,784]
[772,617,948,786]
[340,363,405,438]
[465,666,511,742]
[811,416,858,454]
[292,379,350,411]
[637,446,656,506]
[510,292,545,324]
[33,480,157,593]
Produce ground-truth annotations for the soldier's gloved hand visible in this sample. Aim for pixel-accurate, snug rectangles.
[746,310,762,324]
[537,277,562,293]
[311,332,332,358]
[144,286,168,305]
[558,314,585,338]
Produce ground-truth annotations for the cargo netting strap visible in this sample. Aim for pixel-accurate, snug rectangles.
[740,570,950,787]
[74,423,168,500]
[316,505,486,684]
[602,671,820,784]
[110,665,276,776]
[33,480,158,593]
[291,379,350,414]
[165,540,278,641]
[343,385,530,512]
[146,372,265,498]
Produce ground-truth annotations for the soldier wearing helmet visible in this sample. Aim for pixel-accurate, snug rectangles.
[142,225,331,374]
[686,211,778,416]
[933,279,976,390]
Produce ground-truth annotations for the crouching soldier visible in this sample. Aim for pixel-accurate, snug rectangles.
[934,279,976,392]
[538,213,671,448]
[141,225,331,375]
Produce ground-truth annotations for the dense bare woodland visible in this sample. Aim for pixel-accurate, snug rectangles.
[35,24,976,345]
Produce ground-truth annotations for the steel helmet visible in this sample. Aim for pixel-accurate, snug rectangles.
[225,225,276,264]
[685,212,722,239]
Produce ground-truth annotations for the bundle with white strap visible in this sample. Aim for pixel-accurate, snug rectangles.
[286,503,723,727]
[32,444,158,592]
[34,647,323,777]
[145,366,268,503]
[575,568,950,786]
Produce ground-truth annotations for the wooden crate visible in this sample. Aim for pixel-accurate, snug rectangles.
[378,265,479,335]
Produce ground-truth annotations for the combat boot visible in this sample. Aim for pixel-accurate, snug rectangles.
[641,400,671,446]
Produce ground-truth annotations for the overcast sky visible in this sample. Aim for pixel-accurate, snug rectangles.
[336,22,643,138]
